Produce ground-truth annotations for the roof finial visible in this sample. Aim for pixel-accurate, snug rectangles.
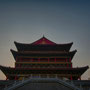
[43,34,45,38]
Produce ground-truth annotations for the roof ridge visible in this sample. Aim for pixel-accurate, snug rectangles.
[31,36,56,45]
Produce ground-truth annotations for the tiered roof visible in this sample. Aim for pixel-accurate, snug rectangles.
[0,65,89,80]
[0,36,89,80]
[12,36,75,60]
[14,36,73,51]
[10,49,77,61]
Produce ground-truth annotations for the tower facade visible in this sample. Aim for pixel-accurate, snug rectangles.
[0,36,89,80]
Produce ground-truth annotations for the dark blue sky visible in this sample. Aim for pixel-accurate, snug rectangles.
[0,0,90,80]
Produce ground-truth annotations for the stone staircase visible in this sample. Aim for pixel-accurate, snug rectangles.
[4,78,81,90]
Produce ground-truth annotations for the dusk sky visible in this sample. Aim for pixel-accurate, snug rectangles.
[0,0,90,80]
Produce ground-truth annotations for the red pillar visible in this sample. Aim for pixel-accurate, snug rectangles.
[38,58,40,62]
[66,59,68,68]
[19,64,21,68]
[48,58,49,62]
[19,57,21,62]
[67,64,68,68]
[55,58,56,62]
[70,76,72,80]
[69,58,71,62]
[20,58,22,62]
[32,58,33,62]
[65,58,67,62]
[15,76,17,80]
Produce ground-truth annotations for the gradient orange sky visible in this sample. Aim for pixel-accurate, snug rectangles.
[0,0,90,80]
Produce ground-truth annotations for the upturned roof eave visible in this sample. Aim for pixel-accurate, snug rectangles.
[10,49,77,61]
[0,65,89,71]
[14,40,73,52]
[0,65,89,75]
